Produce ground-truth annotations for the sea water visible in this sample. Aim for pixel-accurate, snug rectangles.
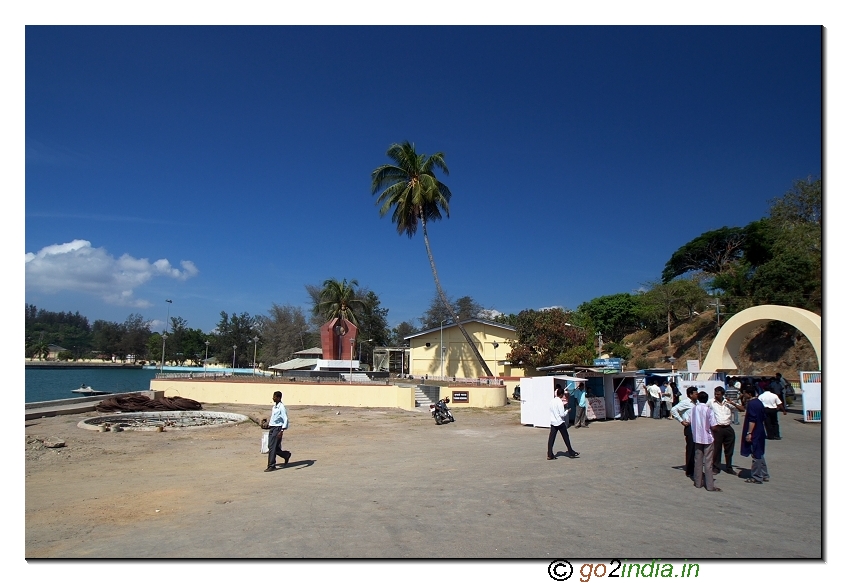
[25,367,159,403]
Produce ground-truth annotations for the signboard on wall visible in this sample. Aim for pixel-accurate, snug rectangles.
[452,391,469,404]
[585,396,606,420]
[686,360,700,372]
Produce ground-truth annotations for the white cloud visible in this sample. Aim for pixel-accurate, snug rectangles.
[25,239,199,307]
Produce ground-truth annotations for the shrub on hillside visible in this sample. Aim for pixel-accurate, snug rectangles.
[634,356,653,370]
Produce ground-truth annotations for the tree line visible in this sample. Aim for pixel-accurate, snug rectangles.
[25,138,820,375]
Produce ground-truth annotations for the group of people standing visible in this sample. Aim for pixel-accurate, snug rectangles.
[670,379,790,490]
[729,373,791,440]
[615,378,679,421]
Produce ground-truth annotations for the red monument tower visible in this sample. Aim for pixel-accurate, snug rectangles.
[319,318,358,360]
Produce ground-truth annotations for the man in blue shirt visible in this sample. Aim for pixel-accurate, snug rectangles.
[265,390,291,472]
[571,382,589,428]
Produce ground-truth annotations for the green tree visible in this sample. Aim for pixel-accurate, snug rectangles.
[312,278,367,327]
[92,320,124,359]
[577,293,643,342]
[389,321,418,346]
[120,313,152,361]
[638,280,708,347]
[260,304,313,364]
[371,141,493,376]
[419,293,485,329]
[355,291,391,365]
[214,311,258,368]
[506,308,593,369]
[661,226,747,283]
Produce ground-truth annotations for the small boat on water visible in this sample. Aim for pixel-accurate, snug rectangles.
[71,384,112,396]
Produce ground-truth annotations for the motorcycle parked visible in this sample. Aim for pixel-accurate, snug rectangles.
[430,397,455,425]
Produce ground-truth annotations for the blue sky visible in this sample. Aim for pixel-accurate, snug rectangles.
[23,24,823,334]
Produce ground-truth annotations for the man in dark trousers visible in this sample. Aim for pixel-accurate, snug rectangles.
[670,386,701,478]
[547,385,579,460]
[709,386,744,475]
[741,386,770,484]
[265,390,291,472]
[759,381,787,440]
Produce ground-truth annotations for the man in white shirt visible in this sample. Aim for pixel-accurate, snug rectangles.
[547,385,579,460]
[690,391,721,491]
[265,390,291,472]
[670,386,701,478]
[758,382,786,440]
[709,386,744,475]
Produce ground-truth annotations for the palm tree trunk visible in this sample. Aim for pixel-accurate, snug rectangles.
[421,216,494,377]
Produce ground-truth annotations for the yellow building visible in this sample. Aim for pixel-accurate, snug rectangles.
[405,319,528,380]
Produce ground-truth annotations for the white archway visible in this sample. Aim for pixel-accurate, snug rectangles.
[701,305,821,372]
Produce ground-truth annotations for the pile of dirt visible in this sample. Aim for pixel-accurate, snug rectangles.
[621,308,819,380]
[95,394,203,412]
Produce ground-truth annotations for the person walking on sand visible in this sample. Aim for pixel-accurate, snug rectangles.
[547,385,579,460]
[265,390,291,472]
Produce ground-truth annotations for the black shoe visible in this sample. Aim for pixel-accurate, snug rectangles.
[567,451,580,458]
[264,466,276,472]
[547,455,556,460]
[725,468,736,475]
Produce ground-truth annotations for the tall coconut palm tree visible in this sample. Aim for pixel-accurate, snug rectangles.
[313,278,367,327]
[371,141,493,377]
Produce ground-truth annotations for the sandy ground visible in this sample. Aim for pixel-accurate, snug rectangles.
[25,401,822,560]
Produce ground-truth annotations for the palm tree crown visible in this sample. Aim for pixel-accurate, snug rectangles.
[313,278,366,326]
[370,141,494,377]
[371,141,452,238]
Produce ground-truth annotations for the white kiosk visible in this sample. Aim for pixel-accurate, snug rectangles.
[799,371,821,423]
[519,375,587,428]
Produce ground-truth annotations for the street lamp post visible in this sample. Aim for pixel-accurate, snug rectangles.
[492,342,499,378]
[349,337,355,383]
[232,345,237,373]
[160,332,168,372]
[359,338,373,366]
[165,299,172,334]
[204,340,210,375]
[250,336,259,376]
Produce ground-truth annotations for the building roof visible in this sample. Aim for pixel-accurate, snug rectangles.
[269,358,319,371]
[404,319,516,340]
[293,347,323,356]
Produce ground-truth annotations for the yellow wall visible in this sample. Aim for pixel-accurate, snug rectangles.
[153,378,416,410]
[409,321,522,379]
[436,385,508,408]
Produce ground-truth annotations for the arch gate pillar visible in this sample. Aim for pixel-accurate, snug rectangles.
[701,305,821,372]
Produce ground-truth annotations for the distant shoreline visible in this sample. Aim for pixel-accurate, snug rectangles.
[25,361,142,370]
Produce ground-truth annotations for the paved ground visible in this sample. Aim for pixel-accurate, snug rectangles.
[25,401,821,559]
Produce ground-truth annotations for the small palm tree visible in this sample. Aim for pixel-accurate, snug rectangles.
[372,141,493,377]
[313,278,367,326]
